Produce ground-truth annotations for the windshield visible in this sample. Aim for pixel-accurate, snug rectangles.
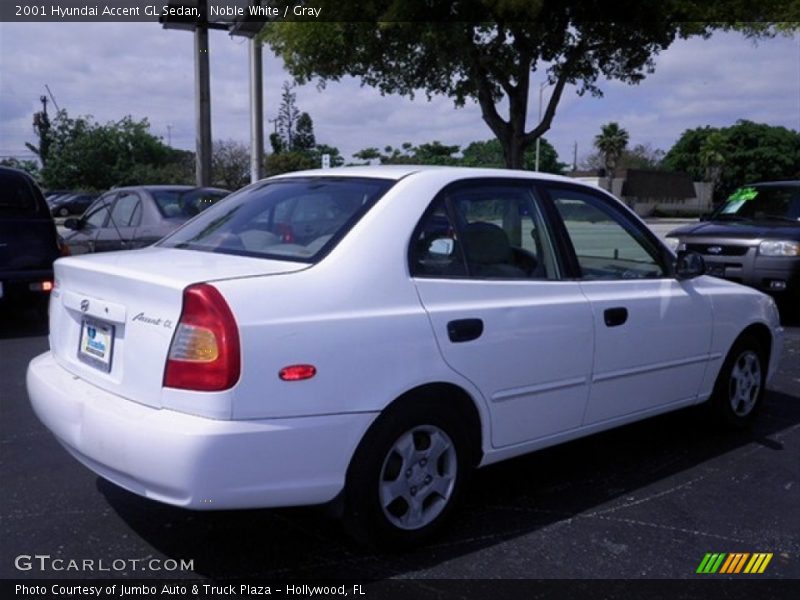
[152,188,228,219]
[158,177,394,263]
[712,185,800,222]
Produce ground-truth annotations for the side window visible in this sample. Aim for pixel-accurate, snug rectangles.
[109,192,140,227]
[84,195,114,228]
[411,181,558,279]
[548,186,667,280]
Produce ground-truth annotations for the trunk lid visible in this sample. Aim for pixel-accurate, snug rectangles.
[49,247,306,408]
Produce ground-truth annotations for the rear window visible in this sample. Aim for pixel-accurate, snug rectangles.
[151,188,229,218]
[158,177,394,263]
[0,170,42,215]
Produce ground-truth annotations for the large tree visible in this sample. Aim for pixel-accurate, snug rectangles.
[664,120,800,201]
[262,1,796,170]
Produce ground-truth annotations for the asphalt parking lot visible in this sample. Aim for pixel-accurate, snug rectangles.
[1,301,798,589]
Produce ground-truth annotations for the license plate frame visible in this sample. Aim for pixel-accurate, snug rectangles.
[78,317,115,373]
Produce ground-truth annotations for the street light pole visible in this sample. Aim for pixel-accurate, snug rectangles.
[534,81,547,172]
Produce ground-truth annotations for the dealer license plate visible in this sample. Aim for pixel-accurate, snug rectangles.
[78,318,115,372]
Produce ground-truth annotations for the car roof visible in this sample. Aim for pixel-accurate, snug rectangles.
[111,185,196,192]
[268,165,582,185]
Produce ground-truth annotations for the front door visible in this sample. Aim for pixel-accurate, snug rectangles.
[544,183,714,425]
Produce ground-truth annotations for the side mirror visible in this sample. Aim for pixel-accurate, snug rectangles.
[63,218,81,230]
[675,250,706,280]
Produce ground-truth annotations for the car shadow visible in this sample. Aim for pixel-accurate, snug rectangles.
[98,388,800,580]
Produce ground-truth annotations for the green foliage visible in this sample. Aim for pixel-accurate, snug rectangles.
[461,138,567,174]
[663,120,800,200]
[262,1,798,169]
[40,110,190,190]
[294,113,316,152]
[265,151,317,176]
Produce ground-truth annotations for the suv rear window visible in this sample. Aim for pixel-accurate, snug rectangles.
[0,170,42,215]
[158,177,394,262]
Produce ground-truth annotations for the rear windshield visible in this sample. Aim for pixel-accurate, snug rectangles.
[158,177,394,262]
[713,185,800,222]
[0,170,42,215]
[152,188,228,219]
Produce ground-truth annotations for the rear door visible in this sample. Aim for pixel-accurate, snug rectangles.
[543,183,714,424]
[412,179,595,448]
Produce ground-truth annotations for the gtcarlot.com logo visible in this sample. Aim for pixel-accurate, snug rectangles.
[696,552,773,574]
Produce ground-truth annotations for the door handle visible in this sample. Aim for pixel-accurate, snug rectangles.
[603,307,628,327]
[447,318,484,343]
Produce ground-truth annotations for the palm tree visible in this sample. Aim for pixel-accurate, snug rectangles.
[699,132,727,201]
[594,122,629,193]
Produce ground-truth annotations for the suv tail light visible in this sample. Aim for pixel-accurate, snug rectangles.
[164,284,241,391]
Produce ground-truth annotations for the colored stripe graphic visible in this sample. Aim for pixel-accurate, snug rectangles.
[697,553,727,574]
[698,552,773,574]
[744,553,773,574]
[720,553,749,574]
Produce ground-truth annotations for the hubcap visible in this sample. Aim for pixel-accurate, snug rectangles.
[729,350,762,417]
[378,425,457,530]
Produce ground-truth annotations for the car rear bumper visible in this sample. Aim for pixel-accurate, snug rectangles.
[27,351,375,510]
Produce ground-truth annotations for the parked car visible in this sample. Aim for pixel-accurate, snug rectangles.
[666,181,800,309]
[28,167,783,548]
[50,192,100,217]
[0,167,67,313]
[60,185,229,254]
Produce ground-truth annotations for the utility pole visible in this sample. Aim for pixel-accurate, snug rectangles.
[249,38,264,182]
[167,124,173,147]
[194,0,212,187]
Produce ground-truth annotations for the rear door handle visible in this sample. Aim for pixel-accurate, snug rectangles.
[447,318,484,343]
[603,307,628,327]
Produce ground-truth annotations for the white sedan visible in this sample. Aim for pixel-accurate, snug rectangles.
[27,166,783,548]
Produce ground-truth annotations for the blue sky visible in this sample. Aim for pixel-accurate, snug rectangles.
[1,23,798,168]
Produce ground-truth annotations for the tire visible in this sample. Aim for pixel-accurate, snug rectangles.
[58,207,69,217]
[343,398,472,550]
[710,335,767,430]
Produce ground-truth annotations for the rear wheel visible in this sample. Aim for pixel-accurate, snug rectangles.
[343,398,472,550]
[710,335,767,429]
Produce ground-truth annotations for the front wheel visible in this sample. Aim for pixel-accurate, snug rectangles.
[710,335,767,429]
[343,399,472,549]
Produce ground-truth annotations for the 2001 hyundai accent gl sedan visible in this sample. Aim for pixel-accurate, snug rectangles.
[27,166,783,548]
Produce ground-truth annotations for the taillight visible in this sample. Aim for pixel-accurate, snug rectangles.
[164,284,241,391]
